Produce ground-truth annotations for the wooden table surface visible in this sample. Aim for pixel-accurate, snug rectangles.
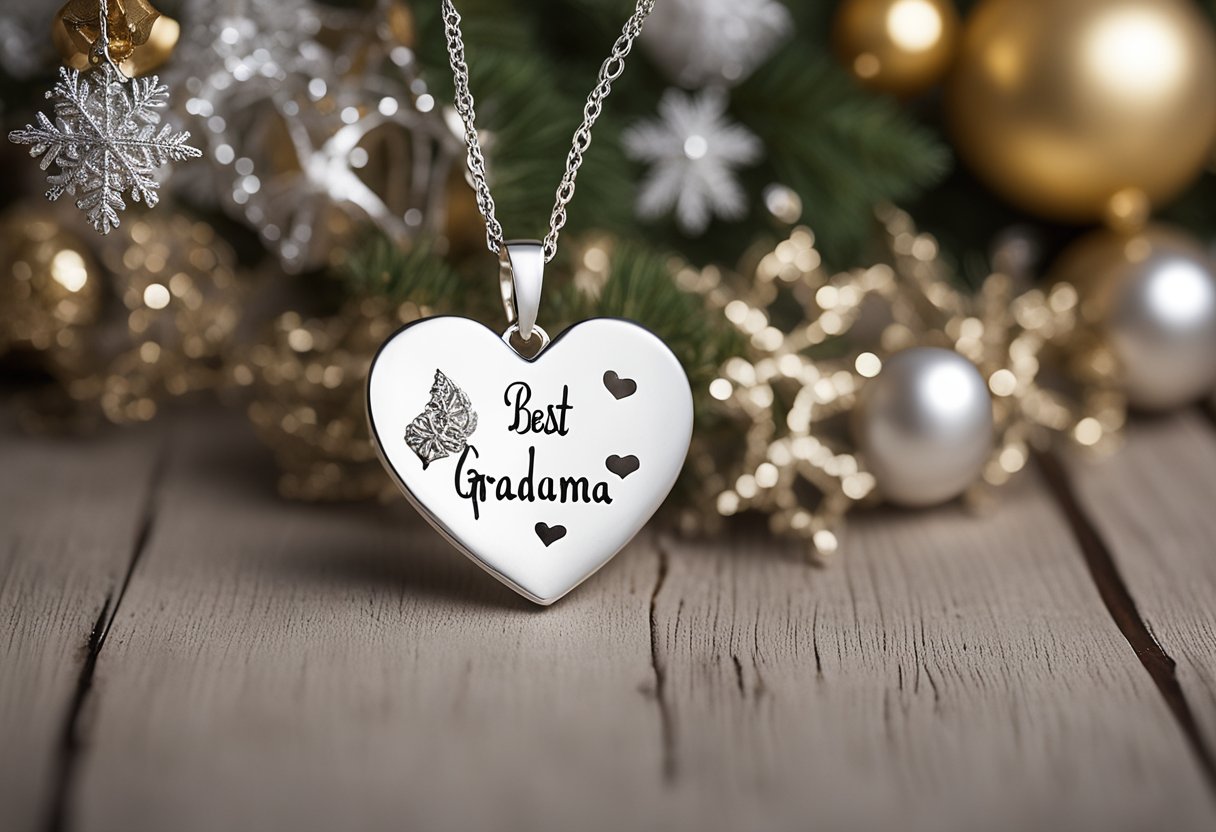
[2,405,1215,832]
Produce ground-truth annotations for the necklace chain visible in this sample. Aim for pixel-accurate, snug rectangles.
[441,0,656,263]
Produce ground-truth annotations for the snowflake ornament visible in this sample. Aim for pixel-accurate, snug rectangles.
[623,88,762,235]
[8,64,201,235]
[641,0,792,87]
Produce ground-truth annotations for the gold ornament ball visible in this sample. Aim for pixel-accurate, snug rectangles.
[1051,224,1216,411]
[947,0,1216,223]
[833,0,961,95]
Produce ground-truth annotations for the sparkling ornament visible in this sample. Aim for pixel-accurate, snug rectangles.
[0,205,244,425]
[853,347,993,507]
[172,0,460,271]
[369,317,692,604]
[52,0,180,77]
[832,0,960,96]
[947,0,1216,223]
[689,206,1109,556]
[8,60,201,234]
[0,206,103,361]
[639,0,791,87]
[236,301,405,502]
[623,88,762,235]
[1051,224,1216,411]
[90,214,244,422]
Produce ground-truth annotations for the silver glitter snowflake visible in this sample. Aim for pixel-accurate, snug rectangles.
[623,88,762,236]
[405,370,479,469]
[8,64,201,235]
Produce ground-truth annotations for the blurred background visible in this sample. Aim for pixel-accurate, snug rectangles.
[1,0,1215,551]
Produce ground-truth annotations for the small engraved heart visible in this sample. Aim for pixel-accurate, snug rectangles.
[605,454,640,479]
[603,370,637,399]
[535,523,567,547]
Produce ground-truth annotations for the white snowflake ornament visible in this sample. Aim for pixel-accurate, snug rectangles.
[641,0,791,87]
[623,88,762,236]
[8,64,201,235]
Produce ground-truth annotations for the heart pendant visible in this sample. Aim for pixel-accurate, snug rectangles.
[367,315,693,604]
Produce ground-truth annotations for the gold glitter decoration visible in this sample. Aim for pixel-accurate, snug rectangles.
[232,297,440,501]
[0,207,103,362]
[93,214,244,423]
[0,204,244,426]
[684,205,1121,558]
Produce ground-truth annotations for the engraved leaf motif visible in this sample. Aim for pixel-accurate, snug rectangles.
[405,370,478,468]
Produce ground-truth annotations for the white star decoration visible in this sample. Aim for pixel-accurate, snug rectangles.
[623,88,762,236]
[8,64,201,234]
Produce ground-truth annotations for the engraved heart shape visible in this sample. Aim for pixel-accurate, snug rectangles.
[534,523,566,547]
[605,454,640,479]
[368,316,693,604]
[602,370,637,399]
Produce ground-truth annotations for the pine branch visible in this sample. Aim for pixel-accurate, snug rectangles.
[413,0,637,240]
[545,242,744,413]
[342,236,467,308]
[732,43,951,266]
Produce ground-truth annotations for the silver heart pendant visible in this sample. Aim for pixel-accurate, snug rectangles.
[367,315,693,604]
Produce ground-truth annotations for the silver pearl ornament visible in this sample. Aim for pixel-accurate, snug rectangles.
[854,347,994,508]
[1052,224,1216,410]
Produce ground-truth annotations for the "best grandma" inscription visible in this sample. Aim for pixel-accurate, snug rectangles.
[454,381,613,520]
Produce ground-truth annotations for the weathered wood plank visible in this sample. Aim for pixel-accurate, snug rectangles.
[0,417,163,832]
[9,407,1216,831]
[70,410,667,832]
[651,468,1216,832]
[1063,411,1216,758]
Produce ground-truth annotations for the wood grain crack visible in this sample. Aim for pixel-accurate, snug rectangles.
[1201,401,1216,433]
[1036,449,1216,795]
[43,437,170,832]
[649,536,675,785]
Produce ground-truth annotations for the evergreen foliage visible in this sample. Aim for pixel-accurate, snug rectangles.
[409,0,951,267]
[343,235,466,307]
[545,243,744,422]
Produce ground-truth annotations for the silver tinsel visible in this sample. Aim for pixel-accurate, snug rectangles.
[8,64,202,235]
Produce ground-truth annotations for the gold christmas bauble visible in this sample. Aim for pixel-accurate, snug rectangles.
[0,207,102,358]
[1051,224,1216,411]
[833,0,961,96]
[947,0,1216,223]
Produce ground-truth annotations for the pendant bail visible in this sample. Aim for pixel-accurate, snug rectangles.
[499,239,545,340]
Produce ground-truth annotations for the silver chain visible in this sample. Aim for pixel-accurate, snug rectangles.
[441,0,656,263]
